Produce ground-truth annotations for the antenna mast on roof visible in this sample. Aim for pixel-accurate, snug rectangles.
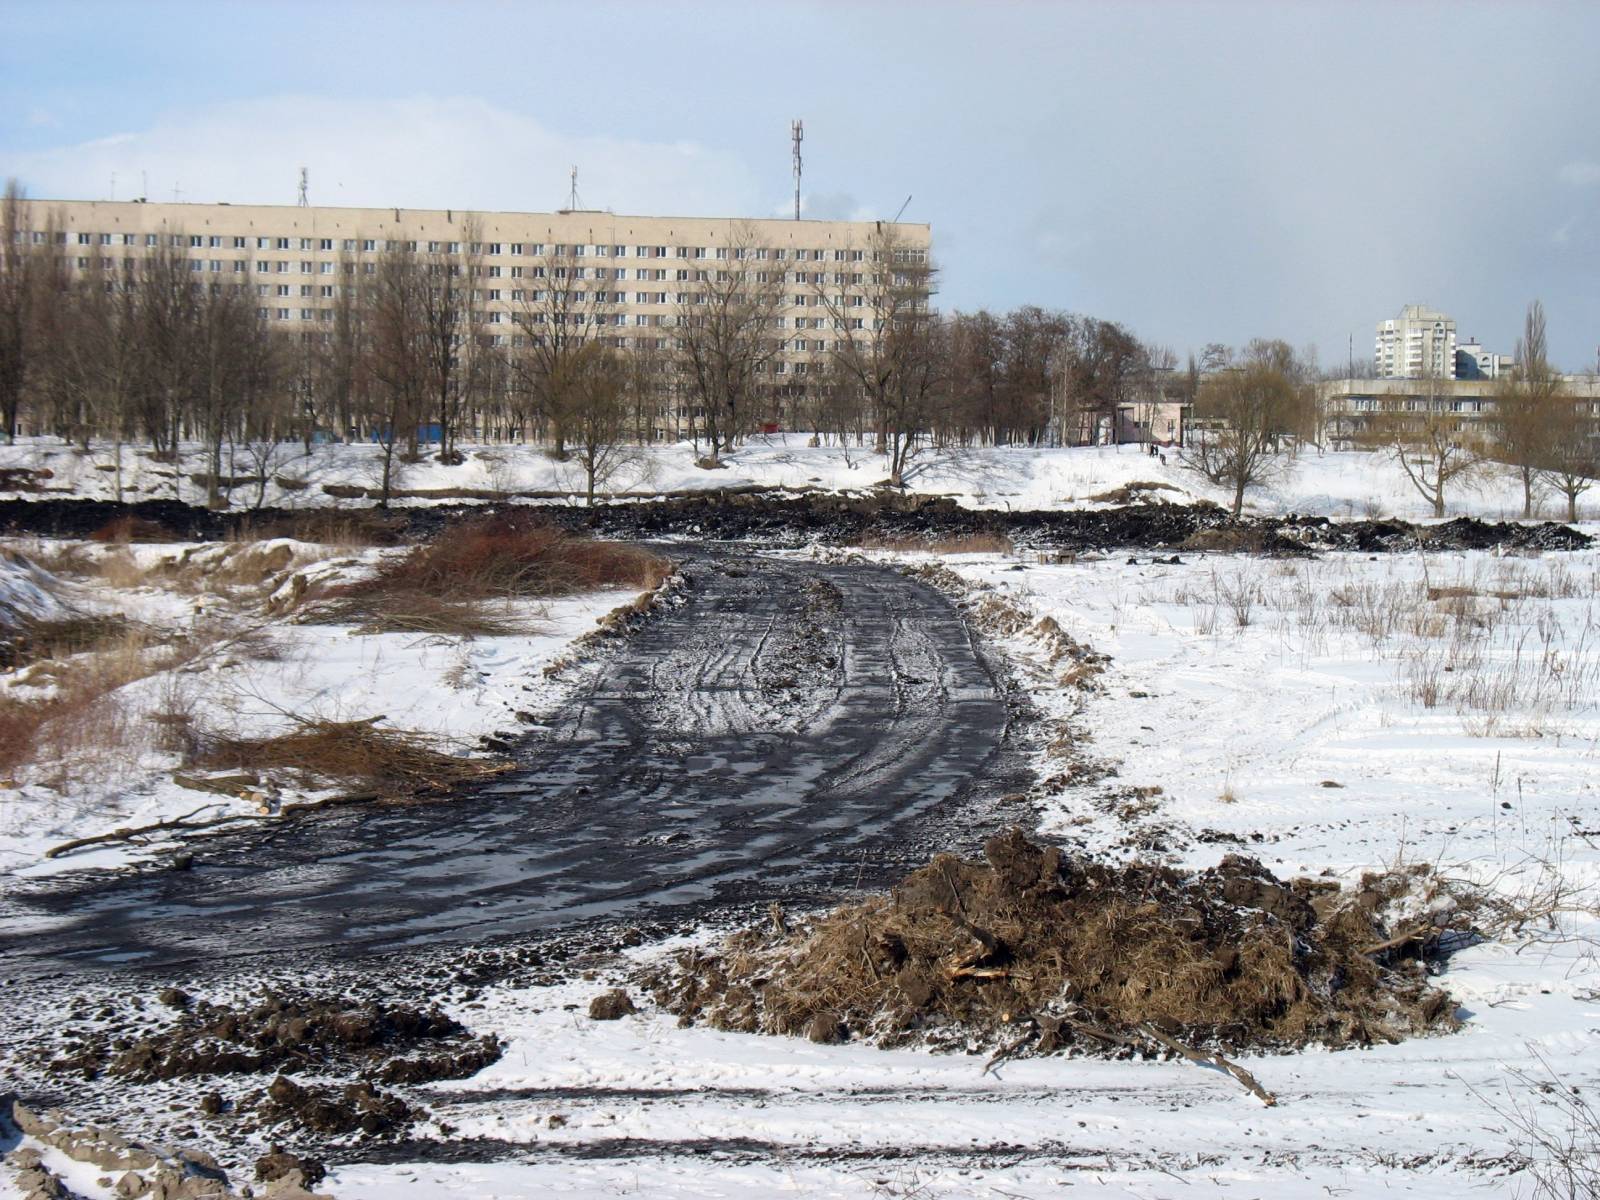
[792,119,803,220]
[568,165,582,211]
[297,167,309,207]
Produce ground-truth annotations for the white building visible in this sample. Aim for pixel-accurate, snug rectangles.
[1375,304,1457,380]
[1455,338,1514,380]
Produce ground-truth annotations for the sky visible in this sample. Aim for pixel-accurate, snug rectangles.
[2,0,1598,371]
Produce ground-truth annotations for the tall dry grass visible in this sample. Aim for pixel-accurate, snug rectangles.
[1153,554,1600,739]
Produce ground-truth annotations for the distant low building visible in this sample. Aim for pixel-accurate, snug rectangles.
[1322,375,1600,449]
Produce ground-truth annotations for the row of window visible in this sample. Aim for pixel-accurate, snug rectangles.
[22,229,929,265]
[73,257,884,312]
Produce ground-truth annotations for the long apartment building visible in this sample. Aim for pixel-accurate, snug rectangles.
[12,198,933,433]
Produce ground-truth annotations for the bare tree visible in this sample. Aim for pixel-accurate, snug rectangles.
[565,343,640,505]
[364,241,428,506]
[1363,362,1485,519]
[1493,301,1565,518]
[0,180,38,443]
[813,223,942,485]
[1181,344,1301,517]
[511,240,615,458]
[674,221,789,464]
[1537,396,1598,522]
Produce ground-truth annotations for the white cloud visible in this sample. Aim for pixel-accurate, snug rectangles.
[1558,160,1600,187]
[780,191,874,222]
[8,95,762,217]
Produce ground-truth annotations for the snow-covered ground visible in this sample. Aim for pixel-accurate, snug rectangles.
[0,536,650,876]
[322,545,1600,1199]
[2,435,1591,522]
[6,536,1600,1198]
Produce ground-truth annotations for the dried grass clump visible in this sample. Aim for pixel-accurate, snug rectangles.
[308,514,668,634]
[649,829,1457,1056]
[308,591,525,637]
[0,614,127,672]
[1088,480,1181,505]
[378,512,669,599]
[196,717,506,798]
[240,509,406,548]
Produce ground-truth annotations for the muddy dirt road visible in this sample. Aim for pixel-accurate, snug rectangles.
[0,554,1016,981]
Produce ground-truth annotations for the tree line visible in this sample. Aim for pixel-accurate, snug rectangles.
[2,181,1595,515]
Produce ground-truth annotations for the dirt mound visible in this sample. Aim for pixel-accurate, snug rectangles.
[1,494,1591,555]
[648,830,1456,1055]
[51,989,500,1089]
[1087,480,1183,505]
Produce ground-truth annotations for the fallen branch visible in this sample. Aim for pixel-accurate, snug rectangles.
[44,804,226,859]
[42,788,393,861]
[1141,1023,1277,1107]
[1361,925,1434,956]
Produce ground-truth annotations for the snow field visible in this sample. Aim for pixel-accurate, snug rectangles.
[334,545,1600,1197]
[3,436,1595,523]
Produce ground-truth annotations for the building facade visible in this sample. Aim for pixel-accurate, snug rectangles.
[11,198,933,438]
[1323,375,1600,448]
[1455,338,1514,380]
[1376,304,1458,380]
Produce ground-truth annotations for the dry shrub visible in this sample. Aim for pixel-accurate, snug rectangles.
[89,515,173,544]
[197,718,505,797]
[649,829,1457,1055]
[309,591,525,637]
[0,696,45,775]
[241,509,406,547]
[0,619,274,782]
[1088,480,1181,505]
[372,512,667,598]
[312,514,668,633]
[0,614,126,671]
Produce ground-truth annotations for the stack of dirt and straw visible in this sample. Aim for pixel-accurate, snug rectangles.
[648,829,1461,1063]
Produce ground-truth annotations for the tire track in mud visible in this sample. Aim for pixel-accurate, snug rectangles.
[0,553,1023,980]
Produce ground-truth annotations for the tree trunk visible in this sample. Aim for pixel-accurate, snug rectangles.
[1232,476,1246,518]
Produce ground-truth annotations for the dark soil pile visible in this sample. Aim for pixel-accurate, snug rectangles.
[45,988,500,1139]
[88,990,497,1085]
[1,492,1589,553]
[648,829,1457,1055]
